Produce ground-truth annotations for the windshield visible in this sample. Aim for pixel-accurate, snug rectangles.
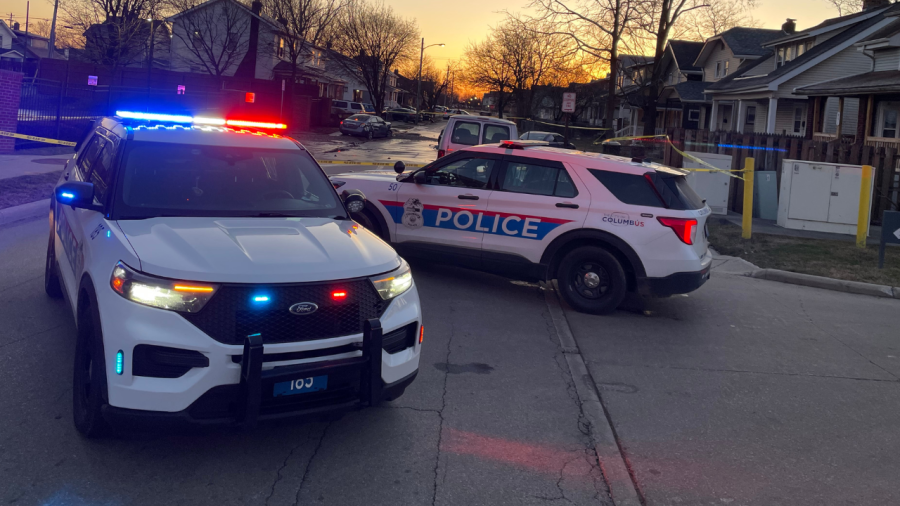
[113,142,344,219]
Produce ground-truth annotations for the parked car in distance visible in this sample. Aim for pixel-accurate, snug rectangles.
[332,100,368,117]
[384,108,419,123]
[362,103,375,113]
[520,131,576,149]
[443,109,471,120]
[437,115,516,158]
[341,114,393,139]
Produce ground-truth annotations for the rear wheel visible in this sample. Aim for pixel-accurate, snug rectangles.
[557,246,627,315]
[73,300,110,438]
[45,227,63,298]
[366,129,374,140]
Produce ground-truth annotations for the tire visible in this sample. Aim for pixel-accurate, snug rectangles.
[557,246,627,315]
[367,129,374,140]
[341,132,349,136]
[45,226,63,298]
[352,209,387,241]
[73,299,110,438]
[386,129,393,138]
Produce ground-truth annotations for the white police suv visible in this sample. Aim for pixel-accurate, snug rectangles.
[332,140,712,314]
[45,112,422,437]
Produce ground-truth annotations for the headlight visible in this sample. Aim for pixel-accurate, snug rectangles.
[370,260,413,300]
[110,261,217,313]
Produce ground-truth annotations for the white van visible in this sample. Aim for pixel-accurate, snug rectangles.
[332,100,368,116]
[437,116,517,158]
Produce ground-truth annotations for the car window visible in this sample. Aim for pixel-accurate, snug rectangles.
[351,103,362,110]
[588,169,664,208]
[334,101,347,108]
[347,114,370,121]
[425,157,495,189]
[77,134,104,178]
[450,121,481,146]
[90,138,116,204]
[555,170,577,198]
[115,143,341,219]
[483,124,510,143]
[553,134,565,142]
[501,162,571,197]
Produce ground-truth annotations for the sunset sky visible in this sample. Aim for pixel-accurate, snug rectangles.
[6,0,847,63]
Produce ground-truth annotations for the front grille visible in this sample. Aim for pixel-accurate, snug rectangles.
[181,279,387,345]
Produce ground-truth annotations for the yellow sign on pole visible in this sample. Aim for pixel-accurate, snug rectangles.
[742,157,755,239]
[856,164,874,248]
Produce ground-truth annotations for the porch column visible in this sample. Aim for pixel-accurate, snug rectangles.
[736,99,746,134]
[805,97,815,140]
[710,100,719,131]
[766,97,778,134]
[856,95,869,145]
[836,96,845,136]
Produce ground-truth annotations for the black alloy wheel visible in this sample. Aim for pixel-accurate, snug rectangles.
[72,301,110,437]
[557,246,627,315]
[45,226,63,298]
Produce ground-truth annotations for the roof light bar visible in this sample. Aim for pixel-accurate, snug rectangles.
[115,111,286,129]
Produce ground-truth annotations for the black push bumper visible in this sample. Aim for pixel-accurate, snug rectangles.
[102,319,417,430]
[636,263,711,297]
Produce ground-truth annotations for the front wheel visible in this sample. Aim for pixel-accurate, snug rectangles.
[73,301,110,438]
[557,246,627,315]
[367,129,374,140]
[386,129,393,138]
[45,226,63,298]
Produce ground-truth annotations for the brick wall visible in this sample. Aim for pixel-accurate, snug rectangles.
[0,70,23,153]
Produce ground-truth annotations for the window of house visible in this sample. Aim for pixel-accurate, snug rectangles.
[724,61,729,76]
[794,107,805,133]
[797,42,806,58]
[715,61,722,78]
[879,103,899,138]
[277,37,284,58]
[777,47,785,67]
[0,36,4,48]
[688,109,700,122]
[192,30,203,49]
[745,106,756,129]
[311,49,322,66]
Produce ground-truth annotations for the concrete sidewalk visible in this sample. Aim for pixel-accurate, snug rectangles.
[0,154,71,181]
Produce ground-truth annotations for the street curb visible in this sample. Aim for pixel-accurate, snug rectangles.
[543,285,643,506]
[750,269,900,299]
[0,199,49,228]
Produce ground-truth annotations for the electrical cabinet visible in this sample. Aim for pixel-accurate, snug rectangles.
[777,160,874,236]
[684,152,732,215]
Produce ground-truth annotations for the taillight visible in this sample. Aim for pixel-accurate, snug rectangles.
[437,149,445,158]
[657,217,698,245]
[340,120,343,125]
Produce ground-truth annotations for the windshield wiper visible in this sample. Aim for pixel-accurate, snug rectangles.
[254,212,301,217]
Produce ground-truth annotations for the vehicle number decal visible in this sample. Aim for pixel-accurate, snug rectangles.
[380,200,572,240]
[388,183,399,191]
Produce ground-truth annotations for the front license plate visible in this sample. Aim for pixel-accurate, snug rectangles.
[273,376,328,397]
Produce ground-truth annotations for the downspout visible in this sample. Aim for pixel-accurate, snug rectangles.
[861,49,875,71]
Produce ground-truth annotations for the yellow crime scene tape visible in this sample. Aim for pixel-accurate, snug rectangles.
[0,130,77,147]
[504,117,610,131]
[598,134,747,180]
[317,160,428,168]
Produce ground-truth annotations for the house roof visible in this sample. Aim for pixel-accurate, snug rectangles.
[668,40,704,73]
[692,26,784,69]
[670,81,711,103]
[765,5,891,46]
[619,55,653,68]
[706,5,899,94]
[794,69,900,95]
[168,0,280,29]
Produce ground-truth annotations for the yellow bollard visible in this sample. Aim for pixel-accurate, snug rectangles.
[742,157,755,239]
[856,164,873,248]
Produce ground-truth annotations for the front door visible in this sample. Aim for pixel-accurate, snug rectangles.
[482,156,591,273]
[393,153,501,267]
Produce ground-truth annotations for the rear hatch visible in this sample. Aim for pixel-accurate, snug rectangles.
[644,166,711,258]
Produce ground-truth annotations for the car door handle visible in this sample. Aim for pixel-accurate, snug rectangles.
[556,203,579,209]
[458,195,479,200]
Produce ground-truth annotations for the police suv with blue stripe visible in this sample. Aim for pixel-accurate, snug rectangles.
[45,112,422,437]
[333,140,712,314]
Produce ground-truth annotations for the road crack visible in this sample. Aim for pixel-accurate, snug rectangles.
[291,422,332,506]
[431,305,454,506]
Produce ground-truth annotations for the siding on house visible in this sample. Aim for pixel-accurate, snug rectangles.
[773,100,810,135]
[778,44,872,99]
[820,96,860,135]
[702,41,741,81]
[874,48,900,71]
[743,56,775,76]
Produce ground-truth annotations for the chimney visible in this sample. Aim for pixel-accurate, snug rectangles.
[862,0,890,10]
[782,18,796,34]
[251,0,262,14]
[13,22,20,30]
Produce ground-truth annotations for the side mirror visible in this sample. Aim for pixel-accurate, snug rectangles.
[413,171,427,185]
[341,189,367,214]
[56,181,97,210]
[393,161,406,174]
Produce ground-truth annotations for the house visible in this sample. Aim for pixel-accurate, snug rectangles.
[692,26,785,132]
[273,44,345,99]
[82,18,169,69]
[655,40,705,129]
[0,20,54,73]
[794,2,900,149]
[168,0,282,79]
[705,0,899,136]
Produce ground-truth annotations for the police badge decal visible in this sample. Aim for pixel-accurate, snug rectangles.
[402,198,424,229]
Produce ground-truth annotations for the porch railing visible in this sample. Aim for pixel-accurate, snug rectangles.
[865,136,900,150]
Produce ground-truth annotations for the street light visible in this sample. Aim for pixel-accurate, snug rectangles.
[415,38,444,124]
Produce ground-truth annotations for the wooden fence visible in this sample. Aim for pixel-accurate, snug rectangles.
[663,129,899,224]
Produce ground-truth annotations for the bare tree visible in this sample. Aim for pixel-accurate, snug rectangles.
[31,19,83,49]
[60,0,164,70]
[263,0,342,83]
[329,0,418,114]
[819,0,863,15]
[463,32,514,118]
[530,0,641,130]
[678,0,760,40]
[168,0,253,76]
[400,56,460,110]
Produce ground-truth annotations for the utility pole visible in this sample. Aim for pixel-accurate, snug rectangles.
[147,17,156,88]
[25,1,29,33]
[48,0,59,58]
[415,38,444,124]
[443,65,450,108]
